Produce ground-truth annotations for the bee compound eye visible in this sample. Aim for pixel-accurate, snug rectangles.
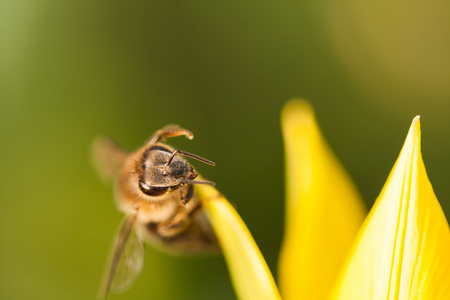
[139,181,169,197]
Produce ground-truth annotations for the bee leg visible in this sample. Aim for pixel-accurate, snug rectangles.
[158,214,190,237]
[181,184,194,205]
[159,200,202,235]
[148,125,194,145]
[154,201,219,252]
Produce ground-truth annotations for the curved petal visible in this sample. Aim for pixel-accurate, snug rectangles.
[279,100,366,300]
[196,184,282,300]
[331,117,450,300]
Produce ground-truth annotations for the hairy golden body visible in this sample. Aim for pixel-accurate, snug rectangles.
[94,125,218,300]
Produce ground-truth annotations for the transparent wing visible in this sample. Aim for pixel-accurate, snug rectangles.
[98,213,145,300]
[112,224,145,293]
[91,136,128,183]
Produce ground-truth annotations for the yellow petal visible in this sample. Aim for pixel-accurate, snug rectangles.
[330,116,450,300]
[196,184,282,300]
[279,100,366,300]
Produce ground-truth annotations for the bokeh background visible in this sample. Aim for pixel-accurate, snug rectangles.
[1,0,450,299]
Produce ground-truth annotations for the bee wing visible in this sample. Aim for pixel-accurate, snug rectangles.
[111,224,145,293]
[91,137,128,182]
[98,213,145,300]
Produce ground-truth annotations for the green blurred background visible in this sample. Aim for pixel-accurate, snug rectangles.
[1,0,450,299]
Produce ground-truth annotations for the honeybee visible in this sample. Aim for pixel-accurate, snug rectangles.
[92,125,219,299]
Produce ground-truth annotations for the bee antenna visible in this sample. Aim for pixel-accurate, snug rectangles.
[178,179,216,186]
[165,150,216,167]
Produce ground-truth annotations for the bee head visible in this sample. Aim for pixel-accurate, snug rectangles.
[138,145,214,197]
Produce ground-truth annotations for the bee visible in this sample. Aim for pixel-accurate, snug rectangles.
[92,125,219,299]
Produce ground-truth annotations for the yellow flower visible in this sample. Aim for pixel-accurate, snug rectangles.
[196,184,282,300]
[279,100,366,299]
[280,100,450,299]
[330,115,450,300]
[197,99,450,300]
